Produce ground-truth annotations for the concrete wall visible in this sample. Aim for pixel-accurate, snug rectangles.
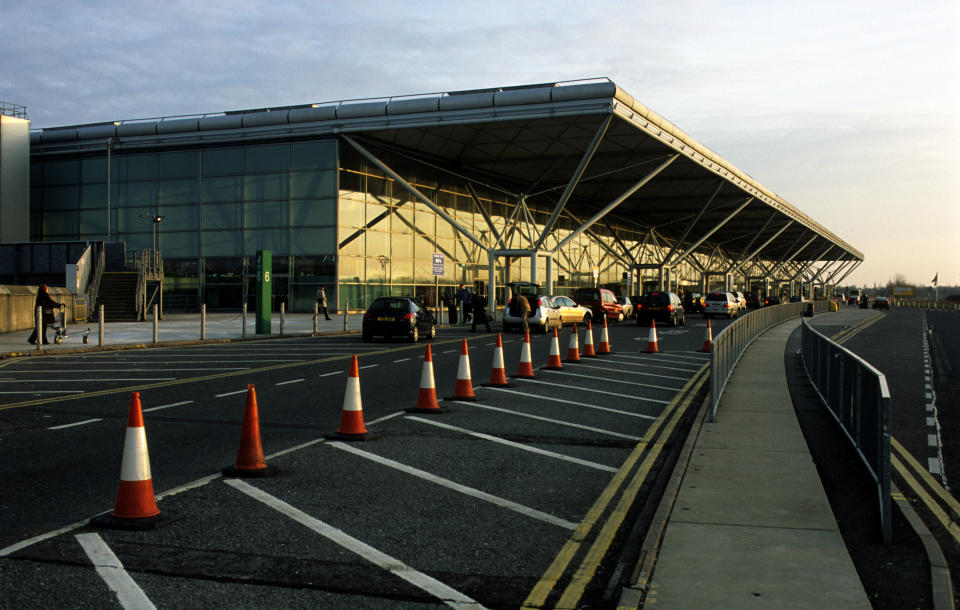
[0,116,30,243]
[0,285,76,334]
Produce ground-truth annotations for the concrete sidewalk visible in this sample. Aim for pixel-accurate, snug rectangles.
[640,314,874,608]
[0,311,365,358]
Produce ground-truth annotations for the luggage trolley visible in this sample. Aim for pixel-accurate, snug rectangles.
[51,305,92,345]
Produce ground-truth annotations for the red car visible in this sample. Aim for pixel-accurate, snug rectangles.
[573,287,624,322]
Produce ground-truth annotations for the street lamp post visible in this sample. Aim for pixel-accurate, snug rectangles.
[139,214,164,254]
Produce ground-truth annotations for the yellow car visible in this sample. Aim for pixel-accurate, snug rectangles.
[545,295,592,327]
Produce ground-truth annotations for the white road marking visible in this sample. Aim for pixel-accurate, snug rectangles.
[539,369,682,392]
[75,533,156,610]
[215,389,248,398]
[275,379,305,386]
[513,378,669,404]
[143,401,194,413]
[485,386,657,419]
[49,418,103,430]
[563,361,689,381]
[450,400,640,440]
[0,390,85,394]
[328,441,576,530]
[318,371,343,377]
[223,479,485,609]
[0,378,175,383]
[406,416,617,473]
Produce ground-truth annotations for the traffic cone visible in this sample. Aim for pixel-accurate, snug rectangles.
[223,385,276,477]
[545,326,564,370]
[582,320,597,357]
[91,393,177,529]
[646,319,660,353]
[329,355,369,440]
[513,330,536,378]
[565,323,581,362]
[487,333,510,387]
[448,339,476,401]
[699,319,713,353]
[597,316,612,355]
[407,344,445,413]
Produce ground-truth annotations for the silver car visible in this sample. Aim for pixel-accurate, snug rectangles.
[703,292,740,319]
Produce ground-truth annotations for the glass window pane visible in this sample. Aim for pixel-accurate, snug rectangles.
[339,198,364,228]
[203,231,242,256]
[338,230,363,256]
[245,200,288,228]
[414,233,435,259]
[290,170,336,199]
[44,211,79,237]
[159,231,199,257]
[120,207,154,233]
[202,176,242,203]
[43,160,80,185]
[159,179,198,205]
[119,181,157,207]
[159,150,199,179]
[245,228,289,254]
[244,144,288,173]
[291,140,337,171]
[80,209,107,236]
[202,203,242,229]
[290,199,336,226]
[119,154,158,181]
[391,258,412,283]
[291,227,336,255]
[202,147,243,176]
[244,173,288,201]
[43,186,79,210]
[81,184,106,209]
[339,256,364,282]
[158,204,198,231]
[81,157,107,183]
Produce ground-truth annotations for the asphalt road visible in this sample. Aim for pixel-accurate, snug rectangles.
[0,316,722,608]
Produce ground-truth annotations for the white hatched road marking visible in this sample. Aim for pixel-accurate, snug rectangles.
[514,378,670,404]
[407,416,617,473]
[275,378,304,386]
[484,386,656,419]
[328,441,577,529]
[539,369,682,392]
[75,533,156,610]
[49,418,102,430]
[143,401,194,413]
[450,400,641,440]
[215,389,248,398]
[224,479,485,609]
[563,361,689,381]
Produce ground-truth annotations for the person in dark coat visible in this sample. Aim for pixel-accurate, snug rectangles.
[470,292,491,332]
[316,286,331,320]
[27,284,62,345]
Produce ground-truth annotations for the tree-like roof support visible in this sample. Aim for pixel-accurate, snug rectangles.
[668,197,753,268]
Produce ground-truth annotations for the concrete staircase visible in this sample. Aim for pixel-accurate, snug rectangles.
[95,272,139,322]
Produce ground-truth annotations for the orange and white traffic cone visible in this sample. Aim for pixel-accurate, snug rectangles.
[223,385,276,477]
[582,320,597,357]
[91,392,176,529]
[699,319,713,353]
[487,333,510,387]
[545,326,564,370]
[513,330,536,378]
[407,344,445,413]
[597,316,612,354]
[565,323,581,362]
[646,319,660,353]
[331,354,369,440]
[448,339,476,401]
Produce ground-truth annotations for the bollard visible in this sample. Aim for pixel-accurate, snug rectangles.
[99,304,105,347]
[242,302,247,338]
[201,304,206,340]
[343,301,349,331]
[153,304,159,344]
[280,302,285,336]
[313,302,319,335]
[35,306,42,351]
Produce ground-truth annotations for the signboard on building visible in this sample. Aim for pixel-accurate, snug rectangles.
[893,286,914,297]
[432,253,444,276]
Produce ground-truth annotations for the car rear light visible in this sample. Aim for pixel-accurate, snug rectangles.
[666,305,674,312]
[722,303,730,308]
[536,297,542,307]
[403,313,415,321]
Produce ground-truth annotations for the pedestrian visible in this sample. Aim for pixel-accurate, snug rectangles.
[316,286,332,320]
[27,284,62,345]
[516,293,531,333]
[456,283,471,325]
[471,291,491,332]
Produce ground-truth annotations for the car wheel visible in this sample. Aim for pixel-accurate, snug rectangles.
[410,326,419,342]
[428,324,436,340]
[617,312,624,323]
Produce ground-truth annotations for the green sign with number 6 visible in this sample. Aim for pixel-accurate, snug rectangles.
[256,250,272,334]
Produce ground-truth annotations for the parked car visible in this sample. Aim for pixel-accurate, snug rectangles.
[362,297,436,342]
[745,291,761,309]
[763,295,782,307]
[732,291,748,310]
[616,295,634,319]
[789,295,806,303]
[636,291,685,327]
[545,295,591,327]
[703,292,740,319]
[859,296,870,309]
[502,293,560,333]
[682,292,705,313]
[573,287,625,322]
[872,296,890,310]
[847,296,859,306]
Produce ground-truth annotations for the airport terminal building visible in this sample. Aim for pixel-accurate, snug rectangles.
[6,79,863,314]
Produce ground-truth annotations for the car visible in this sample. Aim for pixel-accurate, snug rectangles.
[616,295,634,319]
[682,292,705,313]
[732,291,748,310]
[789,295,806,303]
[636,291,685,327]
[703,292,739,319]
[545,295,591,327]
[745,291,761,309]
[362,296,436,342]
[847,296,859,305]
[573,287,625,322]
[502,292,560,333]
[872,296,890,309]
[859,296,870,309]
[763,295,782,307]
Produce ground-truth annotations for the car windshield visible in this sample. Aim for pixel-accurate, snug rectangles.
[574,289,598,300]
[369,299,411,313]
[706,293,728,301]
[641,293,669,305]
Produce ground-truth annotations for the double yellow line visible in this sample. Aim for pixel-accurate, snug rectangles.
[891,437,960,545]
[522,364,708,609]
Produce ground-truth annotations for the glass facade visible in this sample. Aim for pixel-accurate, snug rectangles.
[30,134,690,313]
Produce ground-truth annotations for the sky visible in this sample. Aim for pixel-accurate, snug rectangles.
[3,0,958,289]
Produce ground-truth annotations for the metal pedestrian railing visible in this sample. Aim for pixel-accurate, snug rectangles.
[800,318,892,543]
